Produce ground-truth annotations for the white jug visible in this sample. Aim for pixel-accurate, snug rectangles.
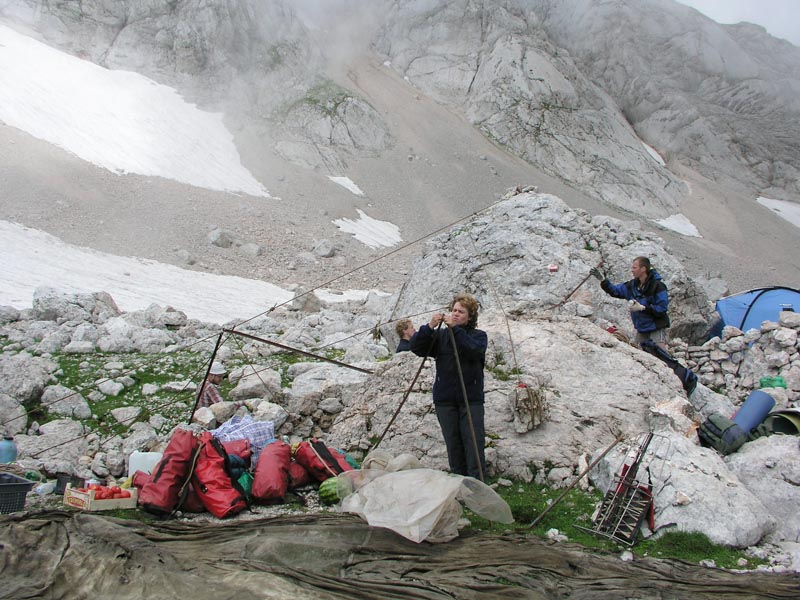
[128,451,163,477]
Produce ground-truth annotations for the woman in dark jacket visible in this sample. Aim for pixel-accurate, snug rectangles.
[410,293,488,480]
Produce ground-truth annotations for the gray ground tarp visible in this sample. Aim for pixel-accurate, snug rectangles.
[1,511,798,599]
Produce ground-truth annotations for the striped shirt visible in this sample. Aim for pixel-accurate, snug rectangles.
[197,381,224,409]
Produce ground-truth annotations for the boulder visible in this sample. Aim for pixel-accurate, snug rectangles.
[726,436,800,543]
[32,287,120,324]
[228,365,282,401]
[0,352,57,403]
[0,392,27,435]
[41,385,92,420]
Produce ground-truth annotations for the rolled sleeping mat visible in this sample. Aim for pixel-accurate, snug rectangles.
[732,390,776,433]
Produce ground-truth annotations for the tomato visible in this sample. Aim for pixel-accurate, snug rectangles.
[110,486,121,494]
[120,490,132,499]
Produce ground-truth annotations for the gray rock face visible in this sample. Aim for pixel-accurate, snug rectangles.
[594,434,776,548]
[726,436,800,543]
[4,0,796,214]
[533,0,800,201]
[374,0,688,216]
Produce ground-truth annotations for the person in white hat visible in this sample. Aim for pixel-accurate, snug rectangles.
[197,361,228,409]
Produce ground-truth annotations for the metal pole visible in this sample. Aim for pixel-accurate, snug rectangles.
[189,332,225,423]
[555,261,604,308]
[223,329,373,374]
[373,323,441,449]
[524,431,625,529]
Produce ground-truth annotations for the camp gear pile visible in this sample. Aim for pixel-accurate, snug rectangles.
[132,427,353,517]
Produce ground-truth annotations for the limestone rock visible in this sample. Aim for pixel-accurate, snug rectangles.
[41,385,92,420]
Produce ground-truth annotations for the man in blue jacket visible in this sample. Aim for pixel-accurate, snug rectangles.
[592,257,697,395]
[410,293,488,480]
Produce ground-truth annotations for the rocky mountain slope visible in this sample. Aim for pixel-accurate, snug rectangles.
[0,0,798,296]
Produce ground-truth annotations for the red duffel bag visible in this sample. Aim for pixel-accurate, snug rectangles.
[138,428,198,515]
[251,440,291,503]
[133,463,203,512]
[288,460,312,489]
[294,439,353,483]
[192,431,248,519]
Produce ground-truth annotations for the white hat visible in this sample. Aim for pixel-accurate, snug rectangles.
[209,361,226,375]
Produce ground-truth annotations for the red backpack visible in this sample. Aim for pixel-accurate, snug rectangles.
[294,439,353,483]
[191,431,248,519]
[137,428,198,515]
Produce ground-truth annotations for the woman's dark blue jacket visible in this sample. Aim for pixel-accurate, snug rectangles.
[409,324,488,405]
[601,268,670,333]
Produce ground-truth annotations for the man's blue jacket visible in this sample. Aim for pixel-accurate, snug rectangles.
[410,324,488,405]
[601,269,670,333]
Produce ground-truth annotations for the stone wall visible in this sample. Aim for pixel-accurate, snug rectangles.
[670,311,800,405]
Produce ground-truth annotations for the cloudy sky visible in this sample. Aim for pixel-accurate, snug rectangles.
[678,0,800,46]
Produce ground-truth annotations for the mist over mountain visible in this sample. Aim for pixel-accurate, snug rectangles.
[0,0,798,294]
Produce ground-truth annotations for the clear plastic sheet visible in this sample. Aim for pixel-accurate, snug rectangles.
[338,467,513,543]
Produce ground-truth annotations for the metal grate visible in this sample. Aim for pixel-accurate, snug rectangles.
[576,432,660,546]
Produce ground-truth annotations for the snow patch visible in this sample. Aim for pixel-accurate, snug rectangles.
[652,213,702,237]
[0,220,294,324]
[329,176,365,196]
[0,24,268,197]
[757,196,800,229]
[333,209,402,249]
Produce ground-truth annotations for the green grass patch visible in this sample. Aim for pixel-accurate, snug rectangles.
[464,478,763,569]
[34,350,218,436]
[324,348,346,361]
[636,530,755,569]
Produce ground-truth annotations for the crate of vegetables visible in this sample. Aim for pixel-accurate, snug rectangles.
[63,483,137,511]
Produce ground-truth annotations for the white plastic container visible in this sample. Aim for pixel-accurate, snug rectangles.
[34,480,56,496]
[128,451,163,477]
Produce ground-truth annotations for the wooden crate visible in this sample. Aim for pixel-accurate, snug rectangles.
[63,485,138,511]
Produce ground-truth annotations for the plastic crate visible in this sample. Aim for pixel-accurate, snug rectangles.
[0,472,36,514]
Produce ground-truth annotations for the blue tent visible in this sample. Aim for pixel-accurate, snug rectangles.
[710,286,800,337]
